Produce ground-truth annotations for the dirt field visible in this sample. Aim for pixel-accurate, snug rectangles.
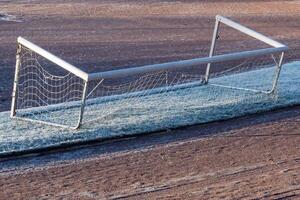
[0,107,300,199]
[0,0,300,199]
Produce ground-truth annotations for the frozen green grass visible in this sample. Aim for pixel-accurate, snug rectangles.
[1,61,300,154]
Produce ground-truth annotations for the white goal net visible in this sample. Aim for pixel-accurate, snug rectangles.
[10,15,288,129]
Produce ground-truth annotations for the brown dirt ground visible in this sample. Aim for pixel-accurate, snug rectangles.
[0,0,300,199]
[0,107,299,199]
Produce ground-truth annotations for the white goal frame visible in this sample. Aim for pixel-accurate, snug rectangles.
[10,15,289,129]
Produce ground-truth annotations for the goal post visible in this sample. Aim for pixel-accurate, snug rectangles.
[16,37,89,81]
[10,15,289,129]
[11,37,89,129]
[205,15,286,87]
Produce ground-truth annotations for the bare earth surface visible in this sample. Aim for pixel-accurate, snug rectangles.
[0,107,300,199]
[0,0,300,199]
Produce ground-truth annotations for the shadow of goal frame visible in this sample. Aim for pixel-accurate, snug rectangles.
[10,15,289,129]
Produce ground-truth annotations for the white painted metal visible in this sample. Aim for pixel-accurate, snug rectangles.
[10,45,21,118]
[269,52,285,93]
[205,19,220,83]
[86,79,104,98]
[12,116,76,129]
[16,15,288,82]
[216,15,286,48]
[12,15,289,129]
[88,46,287,80]
[17,37,89,81]
[75,81,88,129]
[208,83,270,94]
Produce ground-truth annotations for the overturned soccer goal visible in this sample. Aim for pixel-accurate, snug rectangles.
[10,15,288,129]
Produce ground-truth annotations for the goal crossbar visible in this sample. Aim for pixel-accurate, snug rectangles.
[16,15,288,82]
[215,15,286,48]
[89,15,287,81]
[17,37,89,81]
[88,47,287,80]
[11,15,289,129]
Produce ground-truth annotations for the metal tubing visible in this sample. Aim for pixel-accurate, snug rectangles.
[205,18,220,83]
[74,81,88,129]
[88,46,288,81]
[12,15,289,130]
[17,37,89,81]
[216,15,287,48]
[209,83,270,94]
[269,52,285,94]
[86,79,104,98]
[11,116,77,129]
[10,45,21,118]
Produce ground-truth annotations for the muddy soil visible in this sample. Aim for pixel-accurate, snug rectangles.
[0,0,299,199]
[0,106,300,199]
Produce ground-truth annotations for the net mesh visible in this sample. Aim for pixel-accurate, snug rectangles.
[13,44,283,129]
[83,53,282,127]
[14,44,85,128]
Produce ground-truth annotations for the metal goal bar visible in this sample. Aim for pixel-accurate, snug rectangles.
[10,15,289,129]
